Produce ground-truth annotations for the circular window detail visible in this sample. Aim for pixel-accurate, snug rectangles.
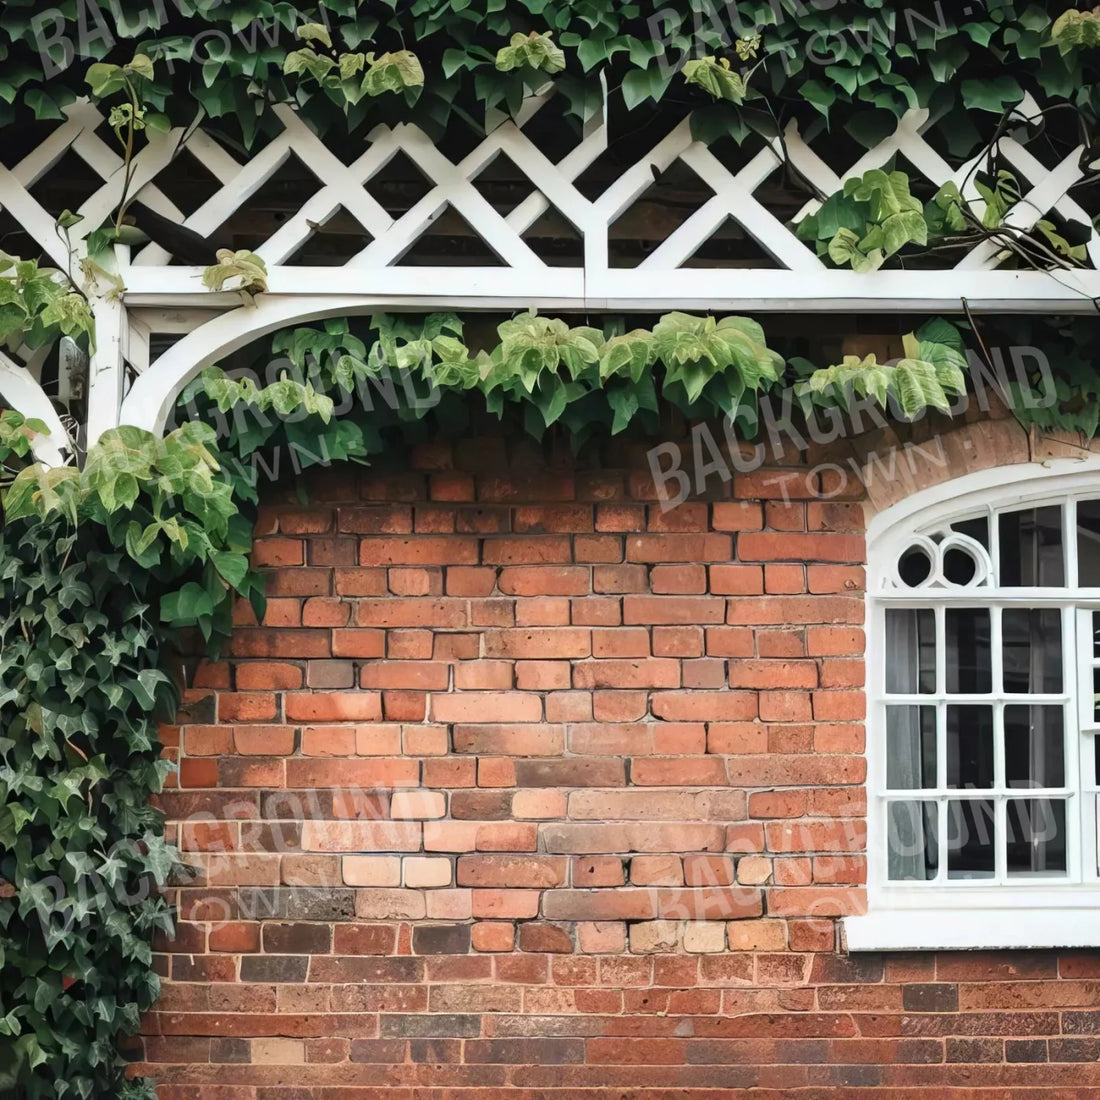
[942,546,978,585]
[937,533,991,588]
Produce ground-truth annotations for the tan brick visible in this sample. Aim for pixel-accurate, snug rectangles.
[403,857,453,888]
[342,855,402,887]
[390,791,447,819]
[682,922,726,953]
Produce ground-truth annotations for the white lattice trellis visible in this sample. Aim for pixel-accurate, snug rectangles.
[1,91,1098,455]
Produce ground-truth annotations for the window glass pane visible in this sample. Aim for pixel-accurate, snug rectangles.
[887,800,938,881]
[942,545,980,586]
[884,608,936,694]
[1002,609,1062,694]
[947,799,995,878]
[1006,799,1067,876]
[946,705,994,789]
[1004,705,1065,789]
[998,505,1064,587]
[952,515,989,549]
[1077,500,1100,586]
[886,706,936,789]
[898,545,933,587]
[945,608,991,694]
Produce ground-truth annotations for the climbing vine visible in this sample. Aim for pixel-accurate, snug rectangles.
[796,165,1091,272]
[0,1,1096,154]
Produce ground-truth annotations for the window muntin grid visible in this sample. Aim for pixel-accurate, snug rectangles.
[876,492,1100,889]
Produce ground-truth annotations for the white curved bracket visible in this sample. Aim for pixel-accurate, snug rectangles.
[118,295,403,440]
[0,351,71,467]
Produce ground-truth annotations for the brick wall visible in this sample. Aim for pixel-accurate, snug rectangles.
[139,431,1100,1097]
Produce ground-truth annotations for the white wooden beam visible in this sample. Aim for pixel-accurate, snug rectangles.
[85,297,126,443]
[117,264,1100,313]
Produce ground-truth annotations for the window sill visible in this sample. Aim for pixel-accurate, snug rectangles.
[844,906,1100,951]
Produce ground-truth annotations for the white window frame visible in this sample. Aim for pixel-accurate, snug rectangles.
[845,457,1100,951]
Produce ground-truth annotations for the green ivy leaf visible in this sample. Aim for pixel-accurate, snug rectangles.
[496,31,566,74]
[682,56,747,103]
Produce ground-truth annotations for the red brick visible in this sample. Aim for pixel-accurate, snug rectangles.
[446,566,497,597]
[472,922,515,952]
[624,596,726,625]
[574,659,680,689]
[574,534,624,562]
[593,564,648,593]
[650,564,706,594]
[178,758,218,787]
[452,724,564,756]
[518,923,573,953]
[727,597,863,627]
[498,566,589,596]
[764,564,805,594]
[470,598,515,627]
[301,821,421,851]
[728,660,818,690]
[388,567,443,597]
[183,725,233,756]
[596,503,645,531]
[757,630,806,658]
[709,565,764,595]
[360,536,479,565]
[285,759,418,788]
[253,538,303,566]
[359,662,450,691]
[652,626,704,658]
[650,692,756,721]
[513,504,591,532]
[338,505,413,533]
[483,629,590,659]
[333,568,388,596]
[229,629,331,659]
[284,693,382,722]
[572,857,625,887]
[808,564,865,593]
[233,725,295,755]
[482,537,572,564]
[431,693,542,723]
[331,629,386,658]
[383,691,427,722]
[235,662,302,690]
[515,596,571,626]
[631,757,728,786]
[738,532,864,563]
[812,691,866,721]
[712,502,763,531]
[308,537,358,566]
[470,889,541,919]
[626,534,731,563]
[354,598,467,629]
[630,855,684,886]
[592,691,648,722]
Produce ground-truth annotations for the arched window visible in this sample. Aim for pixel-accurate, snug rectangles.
[847,461,1100,951]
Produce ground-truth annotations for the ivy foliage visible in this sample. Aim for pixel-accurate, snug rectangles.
[0,491,178,1098]
[282,21,425,110]
[0,2,1095,153]
[0,254,94,352]
[0,414,264,1097]
[793,319,968,413]
[797,165,1091,272]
